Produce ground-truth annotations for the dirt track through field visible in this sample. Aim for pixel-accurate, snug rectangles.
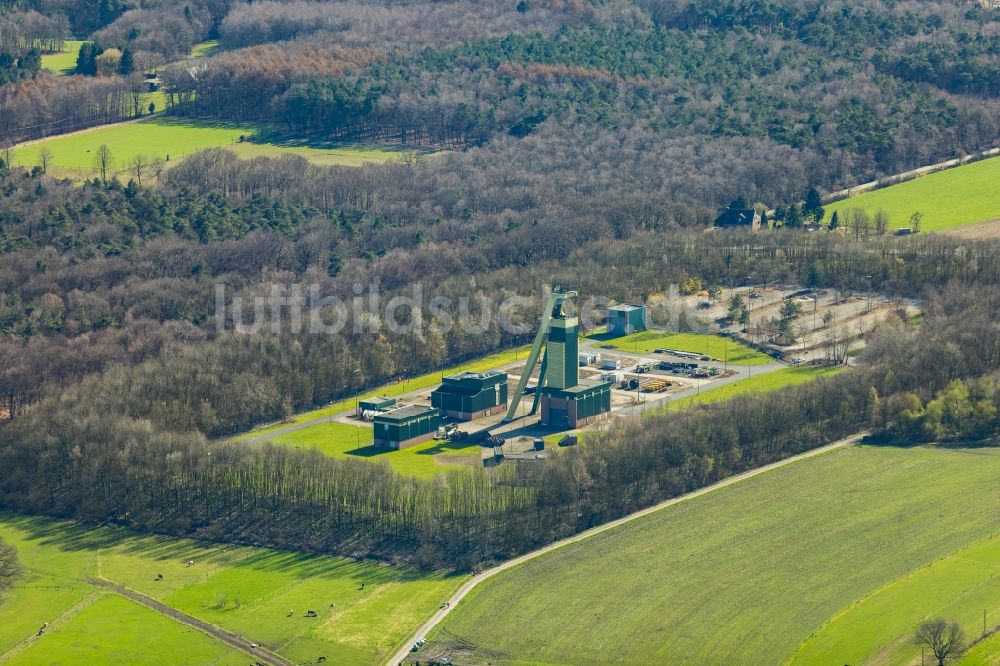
[385,432,866,665]
[88,577,294,666]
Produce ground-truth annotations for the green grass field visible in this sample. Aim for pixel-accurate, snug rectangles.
[40,40,85,75]
[592,330,772,365]
[13,118,411,181]
[253,420,482,479]
[792,533,1000,665]
[963,631,1000,665]
[237,346,529,437]
[668,365,843,409]
[422,445,1000,665]
[0,513,464,665]
[40,39,218,77]
[6,594,246,666]
[189,40,220,58]
[827,156,1000,232]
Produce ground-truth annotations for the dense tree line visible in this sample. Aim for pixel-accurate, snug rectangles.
[0,46,38,84]
[160,42,378,117]
[3,149,1000,566]
[91,0,225,63]
[170,1,999,179]
[874,376,1000,444]
[0,9,66,53]
[5,150,1000,422]
[0,72,151,142]
[218,0,608,51]
[0,0,998,568]
[1,283,998,566]
[0,536,19,595]
[0,0,125,41]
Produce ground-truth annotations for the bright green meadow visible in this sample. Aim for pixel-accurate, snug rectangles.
[827,156,1000,232]
[422,445,1000,665]
[593,330,772,365]
[13,118,411,180]
[669,365,843,409]
[0,513,464,665]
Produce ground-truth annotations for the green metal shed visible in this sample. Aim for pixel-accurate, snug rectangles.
[372,405,440,450]
[359,396,396,413]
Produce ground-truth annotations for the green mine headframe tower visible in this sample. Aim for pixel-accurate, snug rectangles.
[504,287,578,422]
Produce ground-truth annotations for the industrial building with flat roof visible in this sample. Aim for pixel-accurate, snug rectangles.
[607,304,647,336]
[539,378,613,428]
[372,404,440,450]
[431,370,508,420]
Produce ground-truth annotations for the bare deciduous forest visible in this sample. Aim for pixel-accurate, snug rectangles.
[0,0,998,567]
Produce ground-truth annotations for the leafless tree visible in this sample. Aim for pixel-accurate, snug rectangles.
[129,153,148,185]
[916,619,965,666]
[94,144,114,182]
[37,147,52,173]
[874,209,890,236]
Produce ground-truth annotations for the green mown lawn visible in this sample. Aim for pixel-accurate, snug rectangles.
[592,330,772,365]
[234,346,531,477]
[827,156,1000,232]
[0,513,465,665]
[422,445,1000,665]
[259,420,482,479]
[668,365,843,409]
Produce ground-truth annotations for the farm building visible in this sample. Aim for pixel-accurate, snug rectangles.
[358,396,396,414]
[431,370,508,420]
[607,304,647,336]
[714,208,761,230]
[372,405,440,450]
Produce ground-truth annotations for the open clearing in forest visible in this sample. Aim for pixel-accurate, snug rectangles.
[0,513,464,665]
[592,330,772,365]
[419,445,1000,665]
[39,39,219,76]
[826,155,1000,232]
[11,117,414,181]
[668,365,843,409]
[263,420,482,479]
[234,346,530,477]
[39,40,85,75]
